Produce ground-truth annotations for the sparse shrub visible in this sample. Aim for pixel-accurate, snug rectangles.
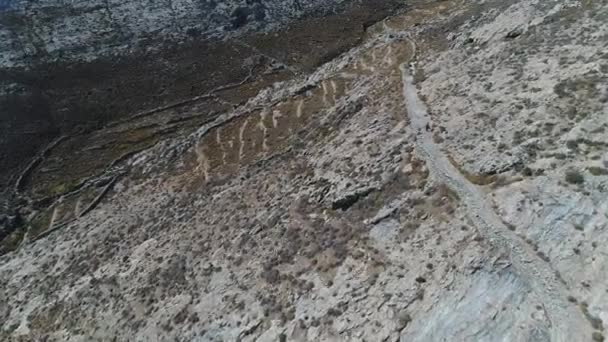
[327,307,342,317]
[537,251,550,262]
[261,268,280,284]
[589,166,608,176]
[566,140,578,150]
[565,170,585,184]
[580,302,605,331]
[415,276,426,283]
[189,313,200,323]
[522,167,533,177]
[593,332,605,342]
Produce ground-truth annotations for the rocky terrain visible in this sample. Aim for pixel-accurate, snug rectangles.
[0,0,401,205]
[1,0,608,341]
[0,0,401,246]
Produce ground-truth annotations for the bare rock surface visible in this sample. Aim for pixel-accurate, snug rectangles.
[1,0,607,341]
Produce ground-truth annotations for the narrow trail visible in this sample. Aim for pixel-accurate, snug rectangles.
[397,44,588,339]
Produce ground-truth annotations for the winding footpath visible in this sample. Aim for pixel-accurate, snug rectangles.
[398,54,589,340]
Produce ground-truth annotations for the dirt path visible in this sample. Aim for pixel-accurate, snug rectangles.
[398,46,589,341]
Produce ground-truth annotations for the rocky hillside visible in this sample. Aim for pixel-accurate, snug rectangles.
[0,0,401,242]
[0,0,384,67]
[1,0,608,341]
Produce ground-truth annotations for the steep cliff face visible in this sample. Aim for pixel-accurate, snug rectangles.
[2,0,608,341]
